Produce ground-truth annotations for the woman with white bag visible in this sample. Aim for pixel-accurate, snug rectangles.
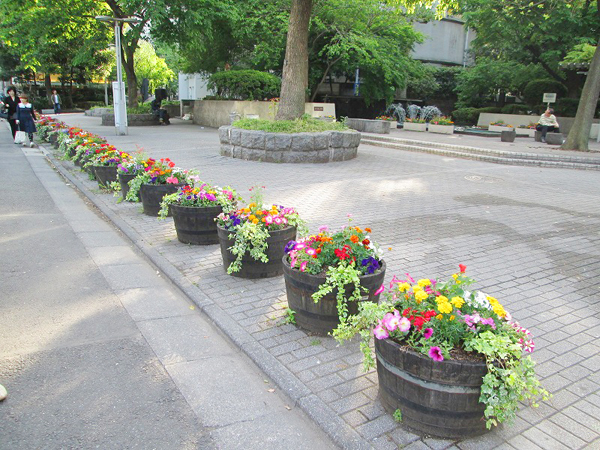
[15,93,37,147]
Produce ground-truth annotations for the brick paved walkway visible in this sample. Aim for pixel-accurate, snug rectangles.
[45,115,600,449]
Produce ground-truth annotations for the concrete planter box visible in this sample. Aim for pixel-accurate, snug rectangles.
[489,125,515,133]
[428,124,454,135]
[346,119,390,134]
[85,108,113,117]
[101,113,160,126]
[219,126,360,163]
[516,128,536,137]
[403,122,427,132]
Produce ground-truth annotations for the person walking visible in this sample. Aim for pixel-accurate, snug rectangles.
[536,108,560,143]
[15,94,37,147]
[51,89,61,114]
[3,87,21,140]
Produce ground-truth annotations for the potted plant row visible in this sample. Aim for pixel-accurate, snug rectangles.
[428,116,454,134]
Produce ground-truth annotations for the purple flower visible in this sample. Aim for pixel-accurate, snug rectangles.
[428,346,444,361]
[361,257,380,274]
[423,328,433,339]
[284,240,297,253]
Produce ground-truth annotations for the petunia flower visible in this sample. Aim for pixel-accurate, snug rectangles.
[382,312,400,332]
[373,322,389,340]
[428,346,444,361]
[398,317,411,333]
[423,328,433,339]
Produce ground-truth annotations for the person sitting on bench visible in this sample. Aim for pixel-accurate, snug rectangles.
[536,108,559,143]
[151,97,170,125]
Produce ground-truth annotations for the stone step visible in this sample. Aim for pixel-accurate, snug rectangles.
[361,138,600,171]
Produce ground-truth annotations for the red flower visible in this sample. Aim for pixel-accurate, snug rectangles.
[459,264,467,273]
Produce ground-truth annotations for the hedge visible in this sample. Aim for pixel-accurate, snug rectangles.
[207,70,281,101]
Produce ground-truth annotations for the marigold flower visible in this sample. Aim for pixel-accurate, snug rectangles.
[365,227,372,233]
[252,218,259,225]
[350,235,359,243]
[450,296,465,308]
[418,279,431,287]
[435,295,449,304]
[437,302,453,314]
[414,290,428,303]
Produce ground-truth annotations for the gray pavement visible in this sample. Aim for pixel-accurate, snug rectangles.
[0,124,337,449]
[9,113,600,450]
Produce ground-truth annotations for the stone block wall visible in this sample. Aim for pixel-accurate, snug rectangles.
[219,126,361,163]
[346,118,391,134]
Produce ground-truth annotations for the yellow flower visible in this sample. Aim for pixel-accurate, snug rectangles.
[397,282,411,293]
[452,273,458,280]
[243,208,250,213]
[487,296,498,305]
[451,296,465,309]
[417,279,431,287]
[248,215,256,221]
[436,314,444,320]
[248,202,256,208]
[437,302,453,314]
[449,315,455,321]
[493,304,507,318]
[252,218,259,225]
[435,295,448,304]
[414,290,428,303]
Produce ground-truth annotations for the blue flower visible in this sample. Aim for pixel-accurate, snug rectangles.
[361,257,380,274]
[284,240,297,253]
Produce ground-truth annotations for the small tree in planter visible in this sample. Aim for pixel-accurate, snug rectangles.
[333,266,549,438]
[215,187,306,278]
[283,220,386,334]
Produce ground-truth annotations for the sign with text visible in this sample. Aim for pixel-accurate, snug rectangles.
[543,93,557,103]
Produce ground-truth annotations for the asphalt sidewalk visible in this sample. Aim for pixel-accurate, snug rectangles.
[0,123,337,449]
[16,114,600,450]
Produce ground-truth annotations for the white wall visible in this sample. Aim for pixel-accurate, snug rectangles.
[412,18,474,66]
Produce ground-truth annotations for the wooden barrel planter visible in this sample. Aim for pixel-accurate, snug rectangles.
[93,165,118,188]
[217,225,296,279]
[49,133,58,147]
[139,183,182,217]
[283,257,386,335]
[171,204,222,245]
[118,173,138,200]
[374,338,488,439]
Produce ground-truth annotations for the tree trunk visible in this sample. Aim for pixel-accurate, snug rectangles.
[561,39,600,151]
[276,0,312,120]
[44,73,52,104]
[123,46,138,108]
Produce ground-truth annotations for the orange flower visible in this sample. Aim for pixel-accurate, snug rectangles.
[350,235,359,243]
[365,227,372,233]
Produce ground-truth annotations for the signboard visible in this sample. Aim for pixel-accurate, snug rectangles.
[542,93,556,103]
[314,106,323,111]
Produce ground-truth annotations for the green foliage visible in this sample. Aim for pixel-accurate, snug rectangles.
[393,409,403,423]
[284,308,296,325]
[500,104,530,115]
[523,79,568,107]
[158,184,240,220]
[127,104,152,114]
[233,117,348,133]
[313,263,365,324]
[452,107,503,125]
[134,40,175,93]
[207,70,281,101]
[562,43,597,64]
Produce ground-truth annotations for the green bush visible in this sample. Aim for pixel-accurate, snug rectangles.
[127,103,152,114]
[523,79,567,107]
[208,70,281,101]
[501,104,530,115]
[452,106,502,125]
[233,117,347,133]
[555,98,580,117]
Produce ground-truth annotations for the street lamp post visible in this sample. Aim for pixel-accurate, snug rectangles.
[96,15,140,136]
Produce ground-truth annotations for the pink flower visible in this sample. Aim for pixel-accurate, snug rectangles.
[318,225,329,233]
[423,328,433,339]
[374,284,385,296]
[305,248,316,256]
[398,317,411,333]
[274,217,282,225]
[166,176,179,184]
[428,346,444,361]
[265,215,273,225]
[520,338,535,353]
[300,261,307,272]
[373,322,389,340]
[382,312,400,331]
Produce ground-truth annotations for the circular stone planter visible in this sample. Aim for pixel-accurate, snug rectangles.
[375,338,488,439]
[217,225,296,278]
[283,258,386,335]
[118,173,138,201]
[101,113,160,126]
[139,183,182,217]
[93,165,118,188]
[171,204,222,245]
[218,126,361,163]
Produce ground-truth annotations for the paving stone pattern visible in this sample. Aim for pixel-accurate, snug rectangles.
[48,118,600,449]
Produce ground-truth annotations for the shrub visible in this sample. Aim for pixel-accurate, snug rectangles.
[208,70,281,101]
[523,79,567,107]
[501,104,530,115]
[451,107,502,125]
[233,117,347,133]
[555,98,580,117]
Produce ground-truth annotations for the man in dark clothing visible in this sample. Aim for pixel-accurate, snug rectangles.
[151,98,170,125]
